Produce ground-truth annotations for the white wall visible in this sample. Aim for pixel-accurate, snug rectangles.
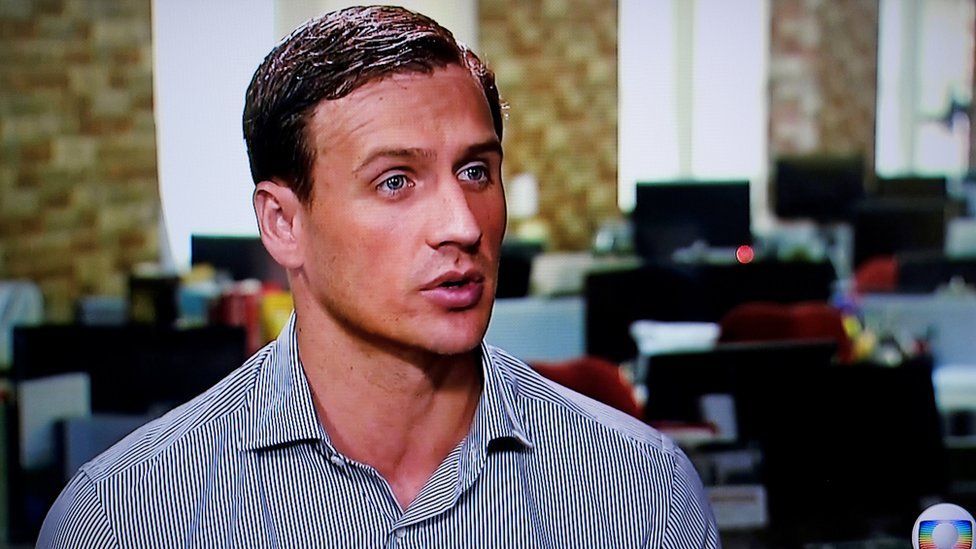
[876,0,973,177]
[153,0,477,270]
[152,0,276,270]
[276,0,477,50]
[618,0,769,228]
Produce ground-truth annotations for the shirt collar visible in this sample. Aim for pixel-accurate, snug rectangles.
[469,343,534,451]
[240,312,324,451]
[240,313,534,453]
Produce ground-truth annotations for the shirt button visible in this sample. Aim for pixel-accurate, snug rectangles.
[329,455,345,467]
[395,529,406,539]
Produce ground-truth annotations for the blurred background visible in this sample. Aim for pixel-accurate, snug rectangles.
[1,0,975,546]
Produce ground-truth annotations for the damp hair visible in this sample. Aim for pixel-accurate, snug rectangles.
[242,5,504,203]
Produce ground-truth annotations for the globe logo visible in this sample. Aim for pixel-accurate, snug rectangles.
[913,503,974,549]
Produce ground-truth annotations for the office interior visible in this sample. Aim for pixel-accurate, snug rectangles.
[1,0,975,546]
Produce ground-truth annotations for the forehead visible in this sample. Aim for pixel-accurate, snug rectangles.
[307,65,497,160]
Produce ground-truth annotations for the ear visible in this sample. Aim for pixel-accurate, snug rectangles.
[253,180,305,270]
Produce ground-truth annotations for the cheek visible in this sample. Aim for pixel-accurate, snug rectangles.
[477,189,508,241]
[337,216,415,286]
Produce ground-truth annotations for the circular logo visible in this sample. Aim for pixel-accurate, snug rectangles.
[913,503,974,549]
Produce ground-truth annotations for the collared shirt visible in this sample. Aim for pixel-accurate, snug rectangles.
[39,314,719,548]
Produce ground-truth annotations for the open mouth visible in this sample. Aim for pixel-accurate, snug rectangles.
[422,271,486,309]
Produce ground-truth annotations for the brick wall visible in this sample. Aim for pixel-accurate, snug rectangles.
[768,0,879,170]
[479,0,618,250]
[0,0,159,321]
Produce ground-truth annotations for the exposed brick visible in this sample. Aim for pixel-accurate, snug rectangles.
[118,230,145,249]
[0,20,38,39]
[0,0,158,319]
[37,15,87,39]
[0,0,33,19]
[52,136,97,169]
[26,68,70,89]
[70,230,98,253]
[80,114,133,135]
[67,65,108,94]
[111,47,141,65]
[480,0,618,250]
[41,189,71,209]
[74,250,113,287]
[35,0,67,16]
[90,88,132,115]
[65,46,93,64]
[19,140,52,162]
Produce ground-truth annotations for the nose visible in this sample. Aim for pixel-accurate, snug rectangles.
[426,180,482,251]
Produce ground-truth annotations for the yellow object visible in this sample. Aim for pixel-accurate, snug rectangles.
[261,290,293,342]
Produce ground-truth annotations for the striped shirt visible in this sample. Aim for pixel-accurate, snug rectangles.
[38,313,720,548]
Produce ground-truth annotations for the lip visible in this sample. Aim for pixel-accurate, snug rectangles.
[420,269,486,310]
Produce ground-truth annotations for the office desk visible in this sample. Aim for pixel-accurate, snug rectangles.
[861,292,976,367]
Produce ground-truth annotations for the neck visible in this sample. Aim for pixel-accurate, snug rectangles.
[293,300,483,511]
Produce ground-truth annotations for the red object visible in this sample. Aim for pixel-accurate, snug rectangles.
[532,356,643,419]
[718,301,854,363]
[211,282,263,355]
[854,255,898,293]
[735,245,755,264]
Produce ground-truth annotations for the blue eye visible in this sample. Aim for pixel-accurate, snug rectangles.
[383,175,407,190]
[459,164,489,185]
[377,174,413,197]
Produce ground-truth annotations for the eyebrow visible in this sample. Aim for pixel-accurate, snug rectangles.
[462,139,504,162]
[352,139,503,176]
[353,148,433,176]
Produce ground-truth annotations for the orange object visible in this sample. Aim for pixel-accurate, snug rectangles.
[532,356,643,419]
[719,301,854,363]
[854,255,898,293]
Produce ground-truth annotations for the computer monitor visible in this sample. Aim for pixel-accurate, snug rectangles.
[584,262,836,363]
[876,174,948,198]
[758,359,945,543]
[897,252,976,293]
[643,346,945,543]
[496,240,543,298]
[12,324,247,413]
[774,154,865,221]
[642,340,838,438]
[191,235,288,288]
[853,198,947,267]
[632,180,751,261]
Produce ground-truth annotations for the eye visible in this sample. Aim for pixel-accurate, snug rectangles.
[458,163,490,186]
[376,174,414,198]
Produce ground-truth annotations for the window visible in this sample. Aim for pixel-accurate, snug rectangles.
[876,0,974,176]
[618,0,769,223]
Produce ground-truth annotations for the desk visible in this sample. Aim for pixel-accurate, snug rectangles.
[861,293,976,415]
[484,296,584,362]
[861,292,976,367]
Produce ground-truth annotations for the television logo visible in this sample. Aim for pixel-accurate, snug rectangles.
[913,503,975,549]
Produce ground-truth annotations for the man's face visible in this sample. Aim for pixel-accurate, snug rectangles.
[296,65,506,357]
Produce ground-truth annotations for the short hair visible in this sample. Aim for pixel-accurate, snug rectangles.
[243,5,504,203]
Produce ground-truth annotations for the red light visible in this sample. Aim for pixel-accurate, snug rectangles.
[735,245,754,264]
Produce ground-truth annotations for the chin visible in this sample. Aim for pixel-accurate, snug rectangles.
[419,311,490,357]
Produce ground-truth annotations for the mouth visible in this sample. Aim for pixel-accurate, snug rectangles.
[421,270,487,309]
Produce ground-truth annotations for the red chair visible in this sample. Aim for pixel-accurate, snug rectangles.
[532,356,643,419]
[719,301,854,363]
[854,255,898,293]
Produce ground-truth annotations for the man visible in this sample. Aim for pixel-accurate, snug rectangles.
[39,6,718,547]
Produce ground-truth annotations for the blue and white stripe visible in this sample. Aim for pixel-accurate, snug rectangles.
[38,313,719,548]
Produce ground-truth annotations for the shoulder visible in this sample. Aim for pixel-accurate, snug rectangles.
[37,344,271,545]
[37,471,117,548]
[81,343,270,483]
[485,344,676,457]
[485,345,719,547]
